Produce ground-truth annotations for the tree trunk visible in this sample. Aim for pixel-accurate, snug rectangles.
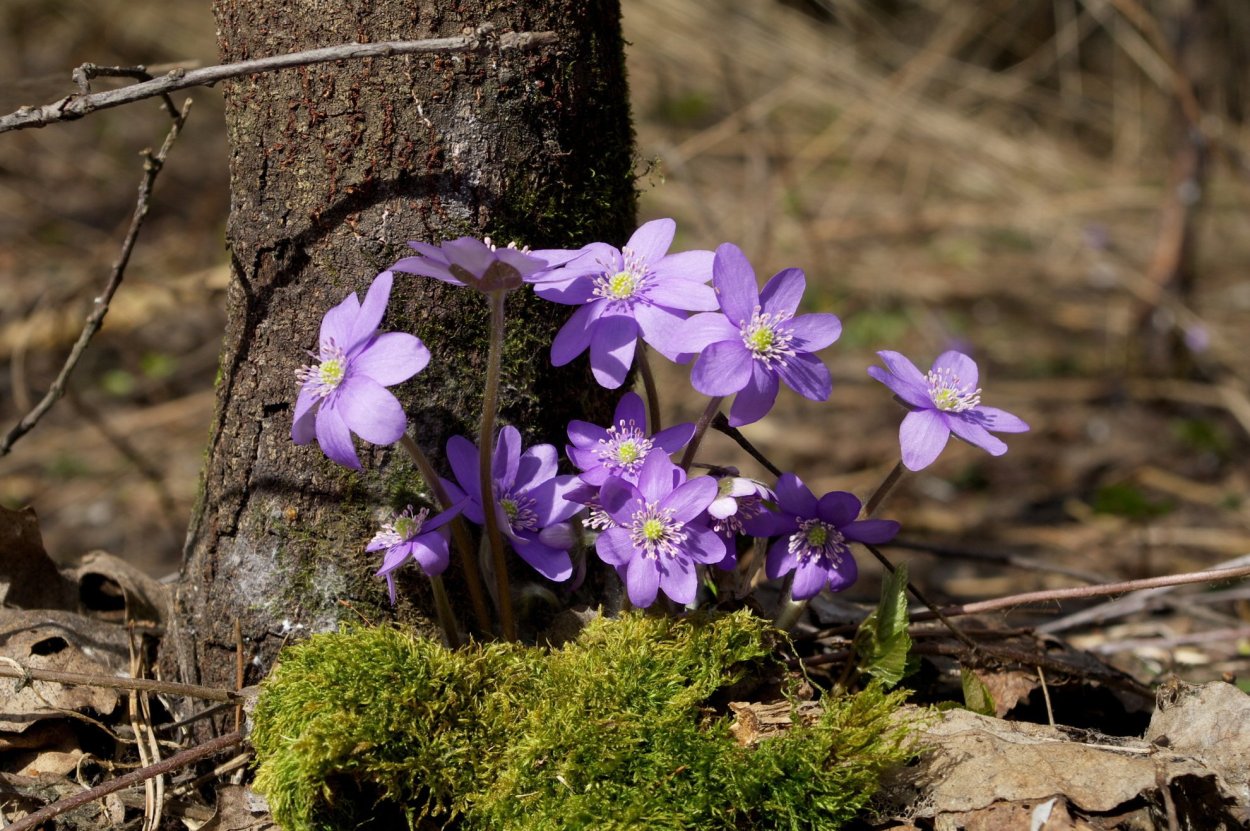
[166,0,634,692]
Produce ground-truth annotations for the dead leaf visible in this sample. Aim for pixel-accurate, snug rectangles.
[968,668,1039,718]
[69,550,169,624]
[198,784,277,831]
[0,505,75,611]
[1145,680,1250,805]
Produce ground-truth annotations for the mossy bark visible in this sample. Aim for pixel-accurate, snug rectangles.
[166,0,635,692]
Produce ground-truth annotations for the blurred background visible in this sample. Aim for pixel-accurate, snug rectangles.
[2,0,1248,678]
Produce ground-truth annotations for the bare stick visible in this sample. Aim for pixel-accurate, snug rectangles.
[1,29,556,134]
[0,99,192,456]
[710,412,782,477]
[0,661,239,702]
[913,564,1250,622]
[7,730,245,831]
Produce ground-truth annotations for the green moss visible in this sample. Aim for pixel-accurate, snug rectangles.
[252,611,917,830]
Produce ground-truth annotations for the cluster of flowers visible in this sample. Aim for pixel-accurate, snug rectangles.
[292,219,1028,614]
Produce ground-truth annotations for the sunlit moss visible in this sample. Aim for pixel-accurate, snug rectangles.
[251,611,916,830]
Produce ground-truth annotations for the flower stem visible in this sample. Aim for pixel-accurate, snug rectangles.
[679,396,724,471]
[480,290,517,641]
[636,344,662,434]
[863,459,906,518]
[399,433,491,633]
[428,575,461,648]
[772,573,805,630]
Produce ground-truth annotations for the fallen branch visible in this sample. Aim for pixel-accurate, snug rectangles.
[0,29,556,134]
[6,730,245,831]
[0,659,240,703]
[0,98,191,456]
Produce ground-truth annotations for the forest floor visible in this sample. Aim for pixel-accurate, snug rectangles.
[1,0,1249,828]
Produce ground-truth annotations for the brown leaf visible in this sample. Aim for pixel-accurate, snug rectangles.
[68,550,169,624]
[1145,680,1250,806]
[200,784,277,831]
[968,667,1040,718]
[0,505,75,611]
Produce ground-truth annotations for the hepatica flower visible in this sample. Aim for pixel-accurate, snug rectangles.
[390,236,574,294]
[531,218,717,388]
[442,426,582,582]
[745,474,899,600]
[706,471,774,569]
[594,450,725,607]
[566,391,695,486]
[292,271,430,469]
[671,243,842,426]
[368,503,461,605]
[868,350,1029,471]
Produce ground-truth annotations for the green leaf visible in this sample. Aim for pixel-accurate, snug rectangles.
[853,564,913,687]
[961,667,996,716]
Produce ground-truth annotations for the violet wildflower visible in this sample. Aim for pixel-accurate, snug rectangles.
[867,350,1030,471]
[706,471,774,569]
[531,218,718,388]
[390,236,575,294]
[368,503,462,605]
[745,474,899,600]
[442,426,582,582]
[671,243,842,426]
[566,391,695,486]
[594,450,725,607]
[292,271,430,470]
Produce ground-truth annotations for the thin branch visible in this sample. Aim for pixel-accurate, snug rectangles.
[710,412,782,477]
[0,29,557,134]
[0,660,241,702]
[0,98,191,457]
[7,730,245,831]
[914,563,1250,623]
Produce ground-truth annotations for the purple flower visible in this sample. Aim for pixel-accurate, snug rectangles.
[745,474,899,600]
[367,503,462,604]
[594,450,725,607]
[566,391,695,486]
[292,271,430,469]
[705,471,774,569]
[670,243,842,426]
[390,236,576,294]
[531,218,718,388]
[441,426,582,582]
[867,350,1030,471]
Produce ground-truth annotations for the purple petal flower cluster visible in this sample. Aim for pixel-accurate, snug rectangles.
[594,451,725,607]
[442,426,582,582]
[867,350,1030,471]
[566,392,695,486]
[532,219,718,389]
[292,271,430,469]
[671,243,842,426]
[391,236,576,294]
[368,503,462,605]
[745,474,900,600]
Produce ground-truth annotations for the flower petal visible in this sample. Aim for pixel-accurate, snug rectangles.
[626,218,675,264]
[683,524,727,565]
[626,555,661,607]
[636,450,683,504]
[644,277,718,312]
[351,332,429,386]
[319,291,361,348]
[775,351,832,402]
[348,271,393,347]
[791,558,828,600]
[975,406,1030,433]
[744,509,796,538]
[774,472,818,517]
[445,435,482,501]
[691,340,754,396]
[526,474,583,526]
[650,249,715,291]
[493,425,522,488]
[712,243,759,326]
[787,313,842,352]
[816,491,862,527]
[538,522,576,550]
[516,443,560,491]
[932,350,979,389]
[566,419,608,450]
[877,350,929,390]
[600,476,645,525]
[550,301,604,367]
[825,550,858,592]
[764,537,797,579]
[727,362,779,427]
[658,555,698,605]
[947,413,1008,456]
[390,255,462,286]
[614,391,647,428]
[634,303,693,362]
[512,537,573,581]
[588,313,638,389]
[662,476,718,523]
[292,387,319,444]
[409,532,451,576]
[867,365,933,409]
[759,267,805,316]
[595,526,635,566]
[314,404,360,469]
[843,519,900,545]
[653,422,696,453]
[899,409,951,471]
[336,376,407,446]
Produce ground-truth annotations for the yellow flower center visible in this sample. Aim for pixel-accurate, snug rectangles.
[805,524,828,547]
[641,518,666,541]
[318,358,345,388]
[606,271,638,299]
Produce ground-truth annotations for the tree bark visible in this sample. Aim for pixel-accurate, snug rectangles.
[166,0,634,692]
